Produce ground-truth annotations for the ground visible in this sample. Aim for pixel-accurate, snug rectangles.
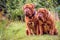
[0,21,60,40]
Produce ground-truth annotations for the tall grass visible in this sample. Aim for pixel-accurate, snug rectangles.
[0,21,60,40]
[0,19,9,40]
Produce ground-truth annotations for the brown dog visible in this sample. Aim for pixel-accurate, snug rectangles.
[23,3,39,35]
[37,8,58,35]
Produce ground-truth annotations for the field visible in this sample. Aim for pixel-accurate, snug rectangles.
[0,0,60,40]
[0,21,60,40]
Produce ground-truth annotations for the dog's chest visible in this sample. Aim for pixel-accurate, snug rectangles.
[27,21,34,29]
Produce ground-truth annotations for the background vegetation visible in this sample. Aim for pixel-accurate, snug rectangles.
[0,0,60,40]
[0,0,60,21]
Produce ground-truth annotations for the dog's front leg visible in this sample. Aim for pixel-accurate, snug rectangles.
[36,25,39,35]
[39,25,43,35]
[26,26,32,35]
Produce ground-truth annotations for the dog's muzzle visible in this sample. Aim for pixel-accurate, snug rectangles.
[25,12,35,19]
[38,16,43,22]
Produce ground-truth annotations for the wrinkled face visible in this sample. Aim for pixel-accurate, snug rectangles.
[37,8,48,22]
[37,12,45,22]
[24,8,35,19]
[24,8,32,16]
[23,4,35,19]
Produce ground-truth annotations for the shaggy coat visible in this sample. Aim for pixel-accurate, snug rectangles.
[37,8,58,35]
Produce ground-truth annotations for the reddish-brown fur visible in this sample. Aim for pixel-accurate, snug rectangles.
[37,8,58,35]
[23,4,40,35]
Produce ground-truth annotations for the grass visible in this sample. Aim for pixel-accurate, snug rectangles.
[0,21,60,40]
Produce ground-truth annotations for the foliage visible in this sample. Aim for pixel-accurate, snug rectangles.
[56,5,60,19]
[0,0,60,20]
[5,0,60,20]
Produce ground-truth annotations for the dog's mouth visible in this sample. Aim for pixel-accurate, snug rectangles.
[38,13,46,22]
[29,16,32,19]
[25,11,35,19]
[38,14,44,22]
[29,13,35,19]
[38,16,44,22]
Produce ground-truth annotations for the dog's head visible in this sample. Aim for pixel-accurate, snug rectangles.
[23,3,35,19]
[37,8,49,22]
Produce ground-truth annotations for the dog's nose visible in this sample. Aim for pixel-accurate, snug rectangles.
[28,22,32,25]
[38,13,43,17]
[38,16,44,22]
[38,15,41,19]
[29,16,32,19]
[30,22,32,24]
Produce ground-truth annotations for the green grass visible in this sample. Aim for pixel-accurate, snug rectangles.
[0,21,60,40]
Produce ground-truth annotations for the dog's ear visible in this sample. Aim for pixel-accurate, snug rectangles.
[23,3,35,10]
[44,8,49,15]
[22,4,28,12]
[30,3,35,9]
[23,4,29,10]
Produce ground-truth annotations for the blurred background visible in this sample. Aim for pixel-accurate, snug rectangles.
[0,0,60,40]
